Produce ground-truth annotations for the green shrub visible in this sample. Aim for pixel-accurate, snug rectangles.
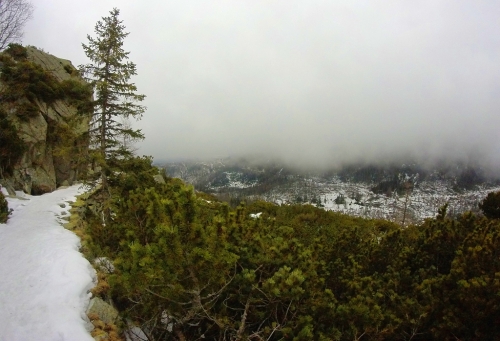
[15,101,39,120]
[4,43,28,61]
[63,64,73,75]
[60,78,93,114]
[0,56,61,105]
[479,191,500,219]
[0,108,27,175]
[82,157,500,340]
[0,191,10,223]
[0,48,93,119]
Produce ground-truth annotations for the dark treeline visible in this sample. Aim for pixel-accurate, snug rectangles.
[85,157,500,341]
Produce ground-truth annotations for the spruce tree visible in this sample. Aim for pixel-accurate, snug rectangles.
[81,8,145,192]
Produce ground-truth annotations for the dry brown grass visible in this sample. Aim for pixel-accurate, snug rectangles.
[88,313,124,341]
[91,271,110,297]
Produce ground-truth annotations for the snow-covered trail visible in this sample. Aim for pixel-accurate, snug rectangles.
[0,185,95,341]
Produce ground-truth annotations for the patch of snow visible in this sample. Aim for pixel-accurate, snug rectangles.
[0,185,95,341]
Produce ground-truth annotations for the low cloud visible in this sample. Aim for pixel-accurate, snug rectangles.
[24,1,500,171]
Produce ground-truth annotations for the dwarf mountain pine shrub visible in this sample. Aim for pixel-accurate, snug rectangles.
[0,108,27,175]
[0,191,10,223]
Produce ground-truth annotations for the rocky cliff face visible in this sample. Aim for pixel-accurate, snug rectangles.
[0,45,92,194]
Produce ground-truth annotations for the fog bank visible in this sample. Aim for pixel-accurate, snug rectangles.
[23,1,500,170]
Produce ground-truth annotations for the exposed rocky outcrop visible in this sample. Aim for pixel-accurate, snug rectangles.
[0,45,91,194]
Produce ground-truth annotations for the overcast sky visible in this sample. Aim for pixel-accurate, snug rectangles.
[23,1,500,169]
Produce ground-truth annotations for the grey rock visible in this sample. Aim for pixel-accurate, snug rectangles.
[0,46,90,194]
[87,297,119,325]
[0,179,16,196]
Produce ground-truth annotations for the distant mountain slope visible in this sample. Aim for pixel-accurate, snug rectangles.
[162,158,500,224]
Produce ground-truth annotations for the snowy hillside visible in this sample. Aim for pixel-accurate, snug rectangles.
[263,176,500,224]
[164,158,500,224]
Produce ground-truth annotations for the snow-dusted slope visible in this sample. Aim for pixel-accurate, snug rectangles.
[164,159,500,224]
[0,185,95,341]
[263,177,500,224]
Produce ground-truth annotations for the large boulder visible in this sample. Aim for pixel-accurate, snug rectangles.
[87,297,119,325]
[0,45,91,194]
